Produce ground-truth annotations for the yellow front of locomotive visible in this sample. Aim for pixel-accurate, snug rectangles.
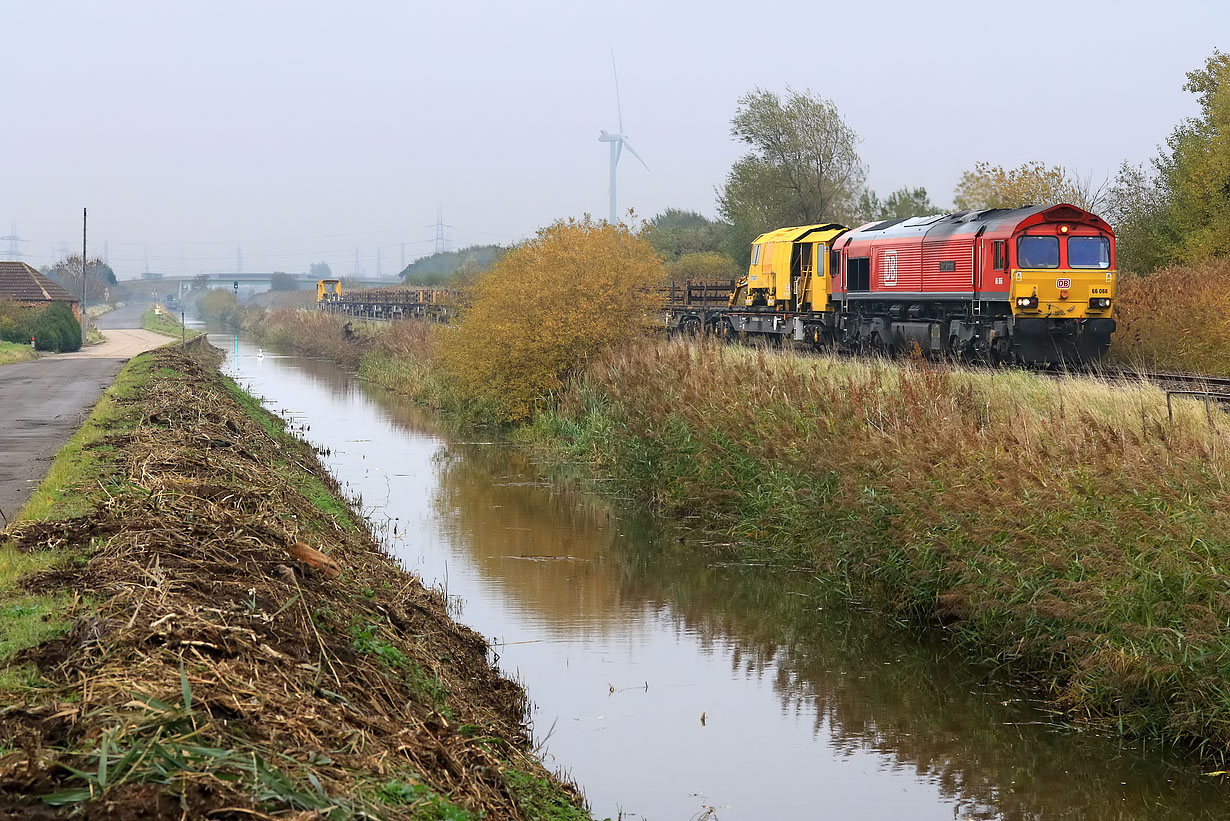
[1010,226,1115,320]
[1008,211,1117,362]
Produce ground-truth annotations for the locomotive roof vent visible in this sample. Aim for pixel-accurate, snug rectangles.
[864,217,910,232]
[902,214,945,227]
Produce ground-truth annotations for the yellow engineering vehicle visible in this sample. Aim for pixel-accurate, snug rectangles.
[733,223,848,313]
[317,279,342,303]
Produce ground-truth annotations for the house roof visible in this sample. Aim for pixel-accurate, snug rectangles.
[0,261,79,303]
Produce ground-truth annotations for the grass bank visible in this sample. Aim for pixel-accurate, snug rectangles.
[141,306,200,340]
[242,309,471,414]
[0,342,589,819]
[530,339,1230,758]
[0,341,35,366]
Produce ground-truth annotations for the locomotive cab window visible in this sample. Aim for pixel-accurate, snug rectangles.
[1068,236,1110,269]
[993,240,1005,270]
[1017,236,1059,269]
[751,244,761,265]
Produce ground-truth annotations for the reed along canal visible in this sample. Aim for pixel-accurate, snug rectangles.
[216,332,1226,820]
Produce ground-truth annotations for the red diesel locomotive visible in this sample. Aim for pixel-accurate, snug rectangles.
[668,203,1118,364]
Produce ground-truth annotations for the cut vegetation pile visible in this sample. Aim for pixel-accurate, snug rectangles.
[0,343,586,819]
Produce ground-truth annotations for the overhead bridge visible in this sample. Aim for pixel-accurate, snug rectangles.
[319,288,457,322]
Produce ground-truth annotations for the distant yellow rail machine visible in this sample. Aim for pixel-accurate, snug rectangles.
[317,279,342,303]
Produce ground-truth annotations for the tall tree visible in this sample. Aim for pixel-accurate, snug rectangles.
[718,88,867,264]
[43,255,114,303]
[269,271,298,291]
[1103,161,1176,274]
[953,161,1106,212]
[400,245,502,286]
[1159,49,1230,263]
[645,209,726,261]
[856,186,938,223]
[1098,49,1230,273]
[308,261,333,278]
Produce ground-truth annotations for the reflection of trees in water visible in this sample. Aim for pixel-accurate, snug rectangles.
[614,537,1225,821]
[263,344,357,401]
[432,443,648,634]
[434,443,1225,820]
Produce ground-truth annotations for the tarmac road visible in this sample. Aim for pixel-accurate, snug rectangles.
[0,314,169,523]
[94,301,151,330]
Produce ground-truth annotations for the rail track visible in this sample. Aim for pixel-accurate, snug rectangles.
[1068,367,1230,394]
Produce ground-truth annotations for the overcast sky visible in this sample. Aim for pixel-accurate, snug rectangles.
[2,0,1227,279]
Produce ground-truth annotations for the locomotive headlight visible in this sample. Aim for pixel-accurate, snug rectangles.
[1015,296,1039,309]
[1089,297,1112,309]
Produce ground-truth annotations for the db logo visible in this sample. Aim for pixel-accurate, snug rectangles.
[1056,278,1072,289]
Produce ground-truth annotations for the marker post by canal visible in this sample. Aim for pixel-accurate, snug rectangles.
[232,283,239,359]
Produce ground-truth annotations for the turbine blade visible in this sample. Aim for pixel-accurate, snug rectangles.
[622,139,650,172]
[615,140,623,167]
[611,48,624,134]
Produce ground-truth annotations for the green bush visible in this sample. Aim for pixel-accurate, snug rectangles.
[32,303,81,352]
[0,300,34,345]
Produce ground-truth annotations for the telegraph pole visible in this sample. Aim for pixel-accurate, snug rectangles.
[81,208,88,346]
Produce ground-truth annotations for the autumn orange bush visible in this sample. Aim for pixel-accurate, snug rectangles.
[436,217,666,421]
[1108,259,1230,375]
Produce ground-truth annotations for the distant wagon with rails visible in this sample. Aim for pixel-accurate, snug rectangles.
[317,279,456,322]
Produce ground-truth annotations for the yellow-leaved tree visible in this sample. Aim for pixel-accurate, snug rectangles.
[953,161,1106,212]
[437,217,666,421]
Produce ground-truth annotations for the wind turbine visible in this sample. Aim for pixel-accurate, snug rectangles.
[599,53,649,224]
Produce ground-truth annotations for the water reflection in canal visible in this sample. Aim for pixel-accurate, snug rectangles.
[217,333,1225,820]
